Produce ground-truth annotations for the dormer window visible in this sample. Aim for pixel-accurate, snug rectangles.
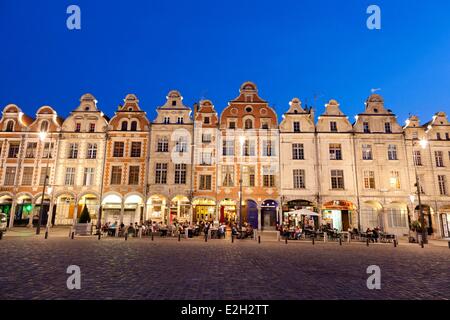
[128,107,133,112]
[330,121,338,132]
[385,122,392,134]
[204,117,210,124]
[244,119,253,130]
[374,108,379,113]
[262,122,269,130]
[85,106,90,111]
[437,133,441,140]
[5,120,14,132]
[163,117,170,124]
[75,123,81,132]
[177,117,184,124]
[293,122,300,133]
[40,121,49,132]
[130,121,138,131]
[363,122,370,133]
[229,121,236,129]
[89,123,96,132]
[121,121,128,131]
[172,100,177,107]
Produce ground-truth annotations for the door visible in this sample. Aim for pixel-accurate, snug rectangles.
[341,210,350,232]
[264,213,271,228]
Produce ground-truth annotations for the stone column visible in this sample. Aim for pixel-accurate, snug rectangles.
[257,204,262,231]
[47,198,55,228]
[120,201,125,224]
[28,199,36,228]
[8,199,17,229]
[72,198,79,227]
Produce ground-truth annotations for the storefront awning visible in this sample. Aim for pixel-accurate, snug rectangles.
[288,209,320,217]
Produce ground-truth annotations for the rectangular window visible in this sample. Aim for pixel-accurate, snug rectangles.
[222,140,234,156]
[163,117,170,124]
[43,143,54,158]
[130,142,141,157]
[87,143,97,159]
[113,142,124,157]
[202,134,212,143]
[330,121,338,132]
[388,145,398,160]
[261,122,269,130]
[4,167,16,186]
[65,167,76,186]
[157,137,169,152]
[8,142,20,158]
[83,168,95,186]
[437,133,441,140]
[435,151,444,167]
[174,164,187,184]
[387,208,408,228]
[21,167,34,186]
[200,152,212,165]
[75,123,81,132]
[175,137,187,153]
[110,166,122,185]
[89,123,96,132]
[199,175,212,190]
[262,140,275,157]
[389,171,401,190]
[293,169,306,189]
[414,150,422,166]
[155,163,168,184]
[242,140,256,156]
[128,166,140,185]
[438,175,447,195]
[229,121,236,129]
[446,133,450,140]
[177,117,184,124]
[242,166,255,187]
[293,122,301,133]
[363,171,376,189]
[68,143,78,159]
[204,117,210,124]
[362,144,372,160]
[292,143,304,160]
[329,144,342,160]
[385,122,392,133]
[25,142,37,158]
[331,170,344,189]
[222,165,234,187]
[39,167,49,186]
[263,166,275,188]
[363,122,370,133]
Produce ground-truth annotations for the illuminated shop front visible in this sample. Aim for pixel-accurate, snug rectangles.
[192,198,216,223]
[147,195,167,223]
[440,206,450,238]
[170,195,191,223]
[322,200,355,232]
[283,200,318,228]
[219,199,236,224]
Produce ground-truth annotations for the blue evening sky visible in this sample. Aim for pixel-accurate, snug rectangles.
[1,0,449,124]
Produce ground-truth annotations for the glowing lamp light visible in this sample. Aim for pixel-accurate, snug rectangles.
[409,194,415,203]
[239,136,246,146]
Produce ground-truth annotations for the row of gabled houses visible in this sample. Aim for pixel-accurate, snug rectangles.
[0,82,449,239]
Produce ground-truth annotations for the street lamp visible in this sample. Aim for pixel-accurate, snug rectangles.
[412,138,428,245]
[36,131,51,235]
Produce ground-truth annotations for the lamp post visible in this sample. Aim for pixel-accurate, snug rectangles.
[36,131,51,235]
[412,138,428,245]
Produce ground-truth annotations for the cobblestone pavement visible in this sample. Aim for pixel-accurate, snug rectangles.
[0,235,449,300]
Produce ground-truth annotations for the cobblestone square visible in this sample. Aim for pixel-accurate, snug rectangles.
[0,233,449,300]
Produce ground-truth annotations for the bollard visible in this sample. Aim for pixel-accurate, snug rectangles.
[178,234,181,242]
[339,237,342,246]
[420,241,424,248]
[312,237,315,245]
[0,231,3,240]
[285,237,288,245]
[45,227,49,239]
[258,235,261,244]
[71,231,74,240]
[125,232,128,241]
[98,232,101,240]
[394,239,397,248]
[232,235,234,243]
[366,238,369,247]
[151,233,154,241]
[205,234,208,242]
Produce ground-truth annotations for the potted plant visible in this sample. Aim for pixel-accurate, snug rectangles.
[75,205,92,236]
